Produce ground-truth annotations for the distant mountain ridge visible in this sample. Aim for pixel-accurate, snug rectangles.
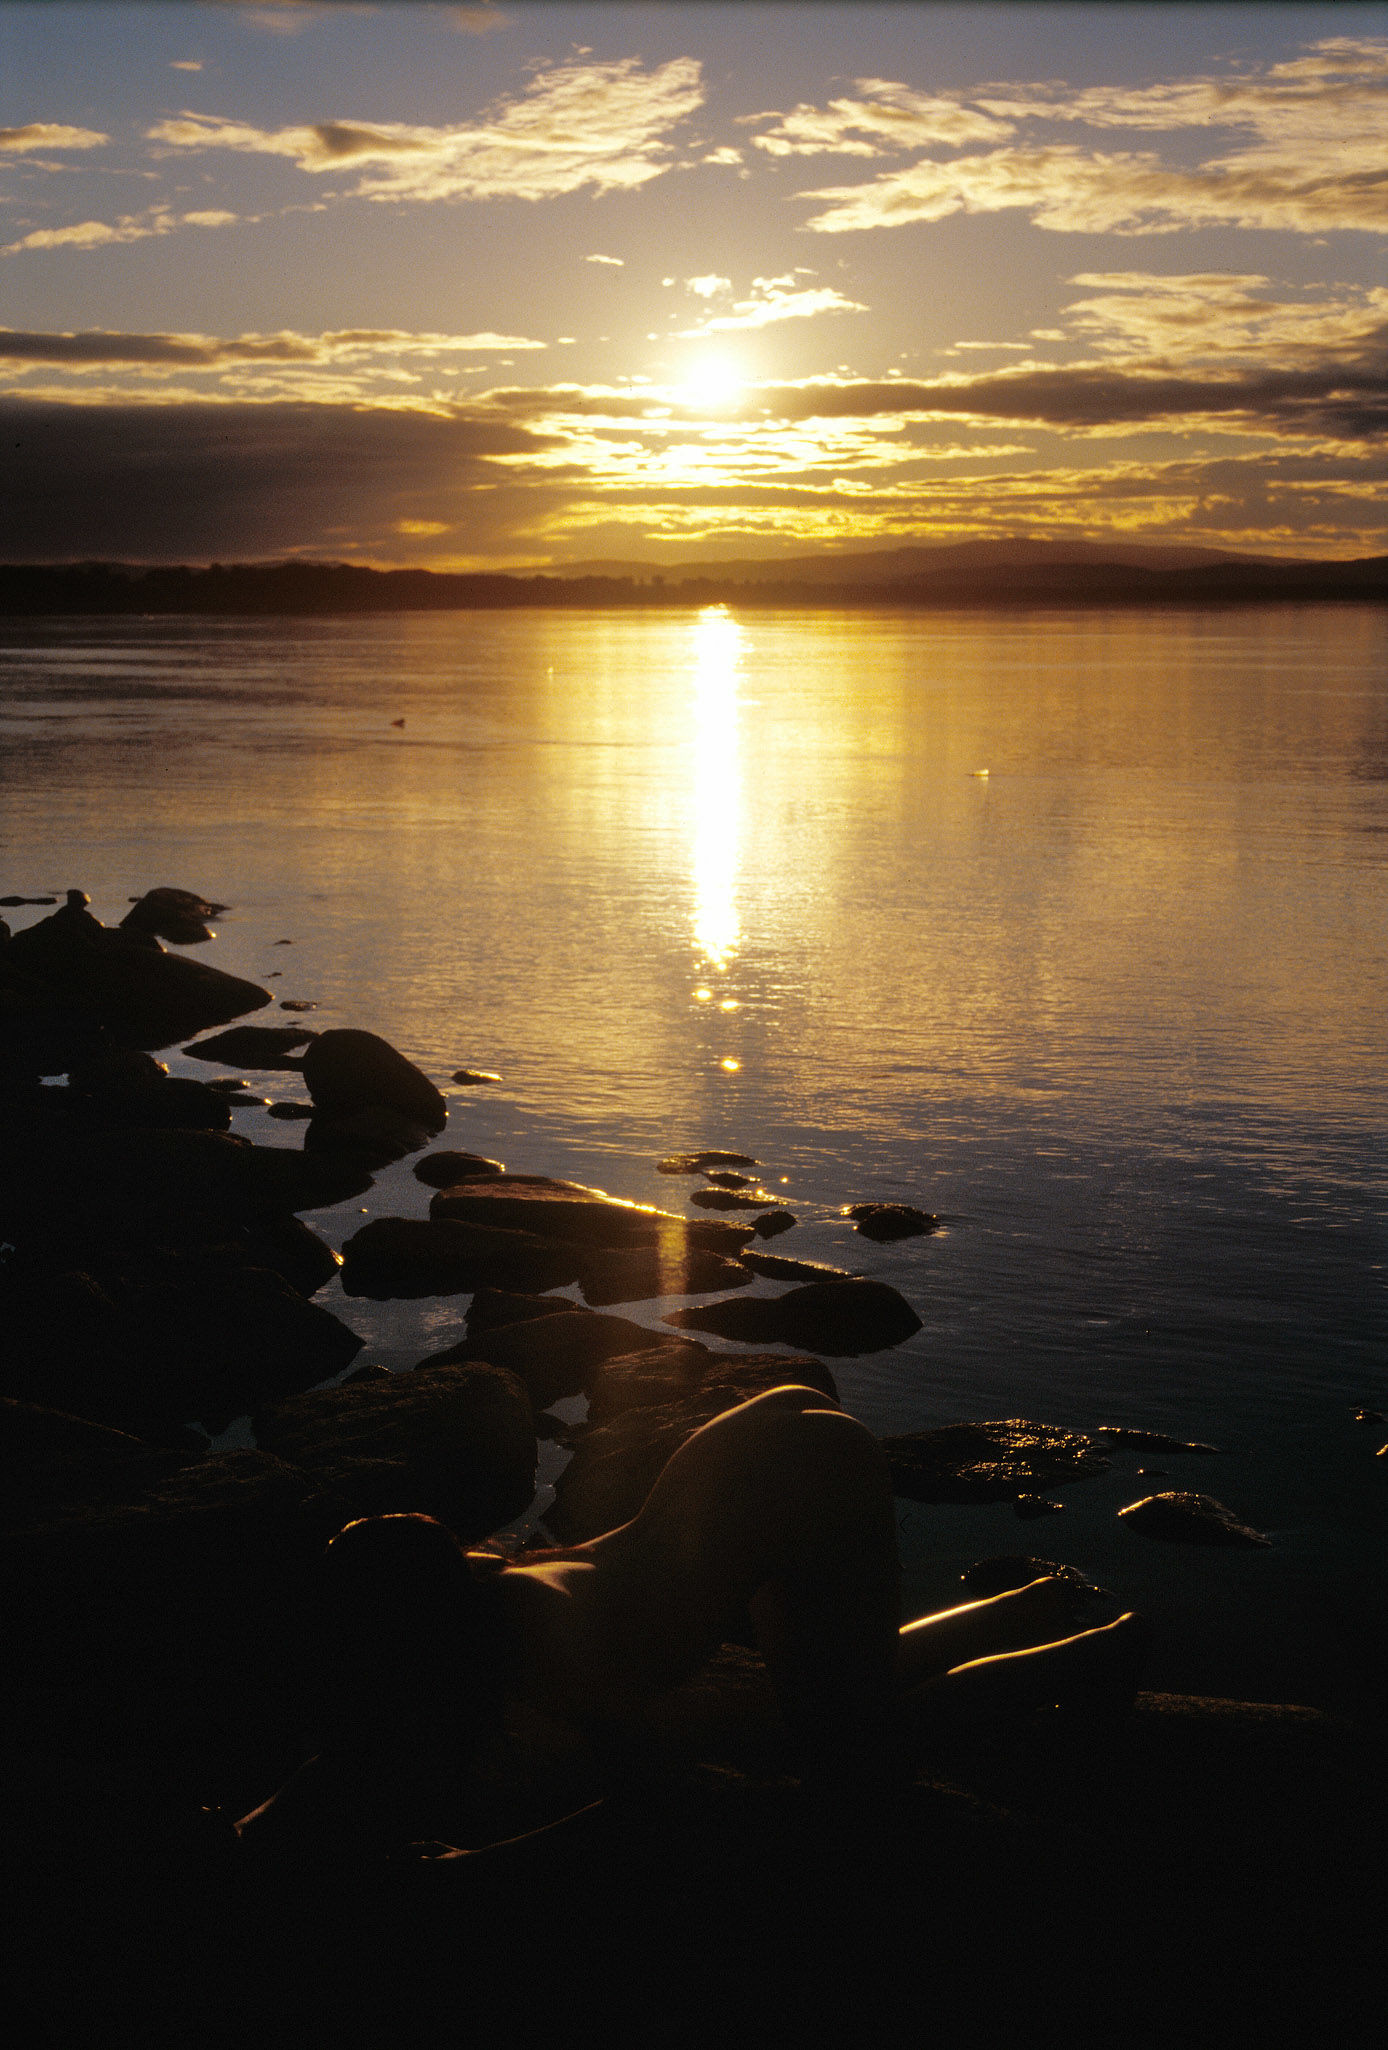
[549,538,1277,583]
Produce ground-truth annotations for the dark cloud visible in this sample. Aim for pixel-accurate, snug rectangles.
[0,397,556,560]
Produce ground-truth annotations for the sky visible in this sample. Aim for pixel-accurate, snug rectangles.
[1,0,1385,568]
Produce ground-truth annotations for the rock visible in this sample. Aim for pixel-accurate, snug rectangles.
[254,1362,535,1542]
[1015,1496,1064,1519]
[0,1266,147,1426]
[235,1215,341,1296]
[664,1279,921,1357]
[704,1171,753,1189]
[266,1102,314,1120]
[303,1028,447,1132]
[339,1217,584,1299]
[844,1202,939,1242]
[548,1362,840,1542]
[422,1307,687,1411]
[880,1420,1109,1504]
[738,1250,862,1283]
[657,1151,759,1175]
[1096,1426,1224,1454]
[451,1069,501,1086]
[0,895,57,907]
[413,1150,506,1188]
[430,1175,754,1257]
[279,999,317,1013]
[183,1024,318,1068]
[121,888,227,945]
[960,1556,1098,1598]
[750,1210,796,1239]
[64,1053,233,1133]
[303,1104,437,1169]
[1352,1408,1387,1427]
[3,898,271,1049]
[588,1346,836,1427]
[1117,1492,1271,1548]
[690,1188,778,1211]
[464,1288,576,1337]
[577,1243,755,1307]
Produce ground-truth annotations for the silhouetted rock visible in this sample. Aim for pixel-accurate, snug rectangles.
[266,1101,314,1120]
[236,1215,341,1296]
[121,888,226,946]
[340,1217,583,1299]
[738,1250,862,1283]
[303,1103,437,1169]
[657,1151,759,1175]
[750,1210,796,1238]
[577,1243,756,1307]
[413,1150,506,1188]
[253,1361,535,1541]
[1096,1426,1224,1453]
[881,1420,1109,1504]
[704,1170,753,1188]
[451,1068,501,1085]
[1015,1496,1064,1519]
[65,1051,232,1132]
[690,1188,776,1211]
[420,1306,681,1410]
[464,1287,574,1337]
[279,998,317,1013]
[303,1029,446,1132]
[960,1556,1100,1598]
[665,1278,921,1356]
[1117,1492,1270,1547]
[844,1202,939,1242]
[431,1174,754,1256]
[183,1024,317,1067]
[4,897,271,1049]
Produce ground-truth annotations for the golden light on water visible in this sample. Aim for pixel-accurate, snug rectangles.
[691,604,744,971]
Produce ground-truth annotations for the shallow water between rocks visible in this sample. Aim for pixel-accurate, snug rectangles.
[2,604,1384,1712]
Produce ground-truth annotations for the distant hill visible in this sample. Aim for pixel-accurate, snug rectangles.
[549,538,1276,583]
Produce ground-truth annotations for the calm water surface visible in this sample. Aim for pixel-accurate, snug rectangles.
[2,606,1384,1704]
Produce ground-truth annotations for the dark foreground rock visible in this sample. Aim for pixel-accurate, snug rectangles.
[4,895,271,1050]
[1117,1491,1271,1547]
[303,1103,439,1169]
[844,1201,939,1241]
[881,1420,1110,1503]
[302,1028,447,1132]
[413,1149,507,1188]
[340,1217,585,1298]
[183,1023,318,1067]
[665,1277,921,1356]
[418,1305,692,1411]
[254,1362,535,1540]
[577,1241,755,1306]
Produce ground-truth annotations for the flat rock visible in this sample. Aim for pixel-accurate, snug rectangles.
[738,1250,861,1283]
[183,1024,317,1068]
[339,1217,584,1299]
[844,1202,939,1242]
[430,1175,754,1257]
[881,1420,1110,1503]
[690,1188,778,1211]
[1096,1426,1224,1453]
[4,899,271,1049]
[664,1278,921,1356]
[254,1361,535,1543]
[413,1150,506,1188]
[1117,1491,1271,1547]
[302,1028,447,1132]
[657,1151,759,1175]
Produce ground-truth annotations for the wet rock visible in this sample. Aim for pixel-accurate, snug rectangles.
[254,1361,535,1542]
[183,1024,318,1068]
[738,1250,862,1283]
[413,1150,506,1188]
[577,1243,755,1307]
[548,1361,841,1542]
[451,1068,501,1086]
[664,1278,921,1357]
[690,1188,778,1211]
[844,1202,939,1242]
[1015,1496,1064,1520]
[266,1102,314,1120]
[236,1215,341,1296]
[1096,1426,1224,1454]
[1352,1408,1387,1428]
[279,999,317,1014]
[4,898,271,1050]
[657,1151,759,1175]
[705,1171,753,1189]
[422,1306,684,1411]
[431,1175,754,1259]
[1117,1492,1271,1548]
[64,1052,232,1133]
[339,1217,583,1299]
[750,1210,796,1239]
[303,1029,447,1133]
[121,888,227,946]
[464,1288,575,1337]
[960,1556,1098,1598]
[303,1103,437,1169]
[880,1420,1109,1504]
[0,895,57,908]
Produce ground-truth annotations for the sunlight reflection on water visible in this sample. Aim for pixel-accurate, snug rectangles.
[690,605,743,974]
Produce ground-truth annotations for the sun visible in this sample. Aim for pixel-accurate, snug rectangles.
[678,356,745,414]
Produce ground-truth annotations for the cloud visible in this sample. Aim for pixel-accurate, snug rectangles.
[447,6,511,33]
[0,123,109,153]
[585,253,624,266]
[685,275,730,298]
[170,62,205,74]
[750,80,1012,157]
[147,56,704,203]
[1,208,241,256]
[1056,274,1388,366]
[675,275,867,335]
[0,325,546,369]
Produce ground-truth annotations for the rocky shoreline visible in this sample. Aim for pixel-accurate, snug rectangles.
[2,888,1381,2043]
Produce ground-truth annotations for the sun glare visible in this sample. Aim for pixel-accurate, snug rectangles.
[678,357,744,414]
[691,605,744,970]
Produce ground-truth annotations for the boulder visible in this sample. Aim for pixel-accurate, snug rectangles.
[844,1202,939,1242]
[183,1024,318,1068]
[235,1215,341,1297]
[657,1151,759,1175]
[420,1306,685,1411]
[577,1243,755,1307]
[254,1361,536,1542]
[588,1346,836,1427]
[302,1029,446,1133]
[881,1420,1109,1504]
[64,1054,233,1133]
[339,1217,584,1299]
[750,1210,796,1239]
[303,1104,437,1169]
[121,888,227,946]
[664,1278,921,1356]
[430,1175,754,1257]
[413,1150,506,1188]
[3,897,271,1049]
[1117,1492,1270,1548]
[465,1288,576,1336]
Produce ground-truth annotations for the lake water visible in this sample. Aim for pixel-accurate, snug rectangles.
[2,604,1385,1708]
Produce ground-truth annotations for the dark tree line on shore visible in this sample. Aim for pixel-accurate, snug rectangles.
[0,554,1384,617]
